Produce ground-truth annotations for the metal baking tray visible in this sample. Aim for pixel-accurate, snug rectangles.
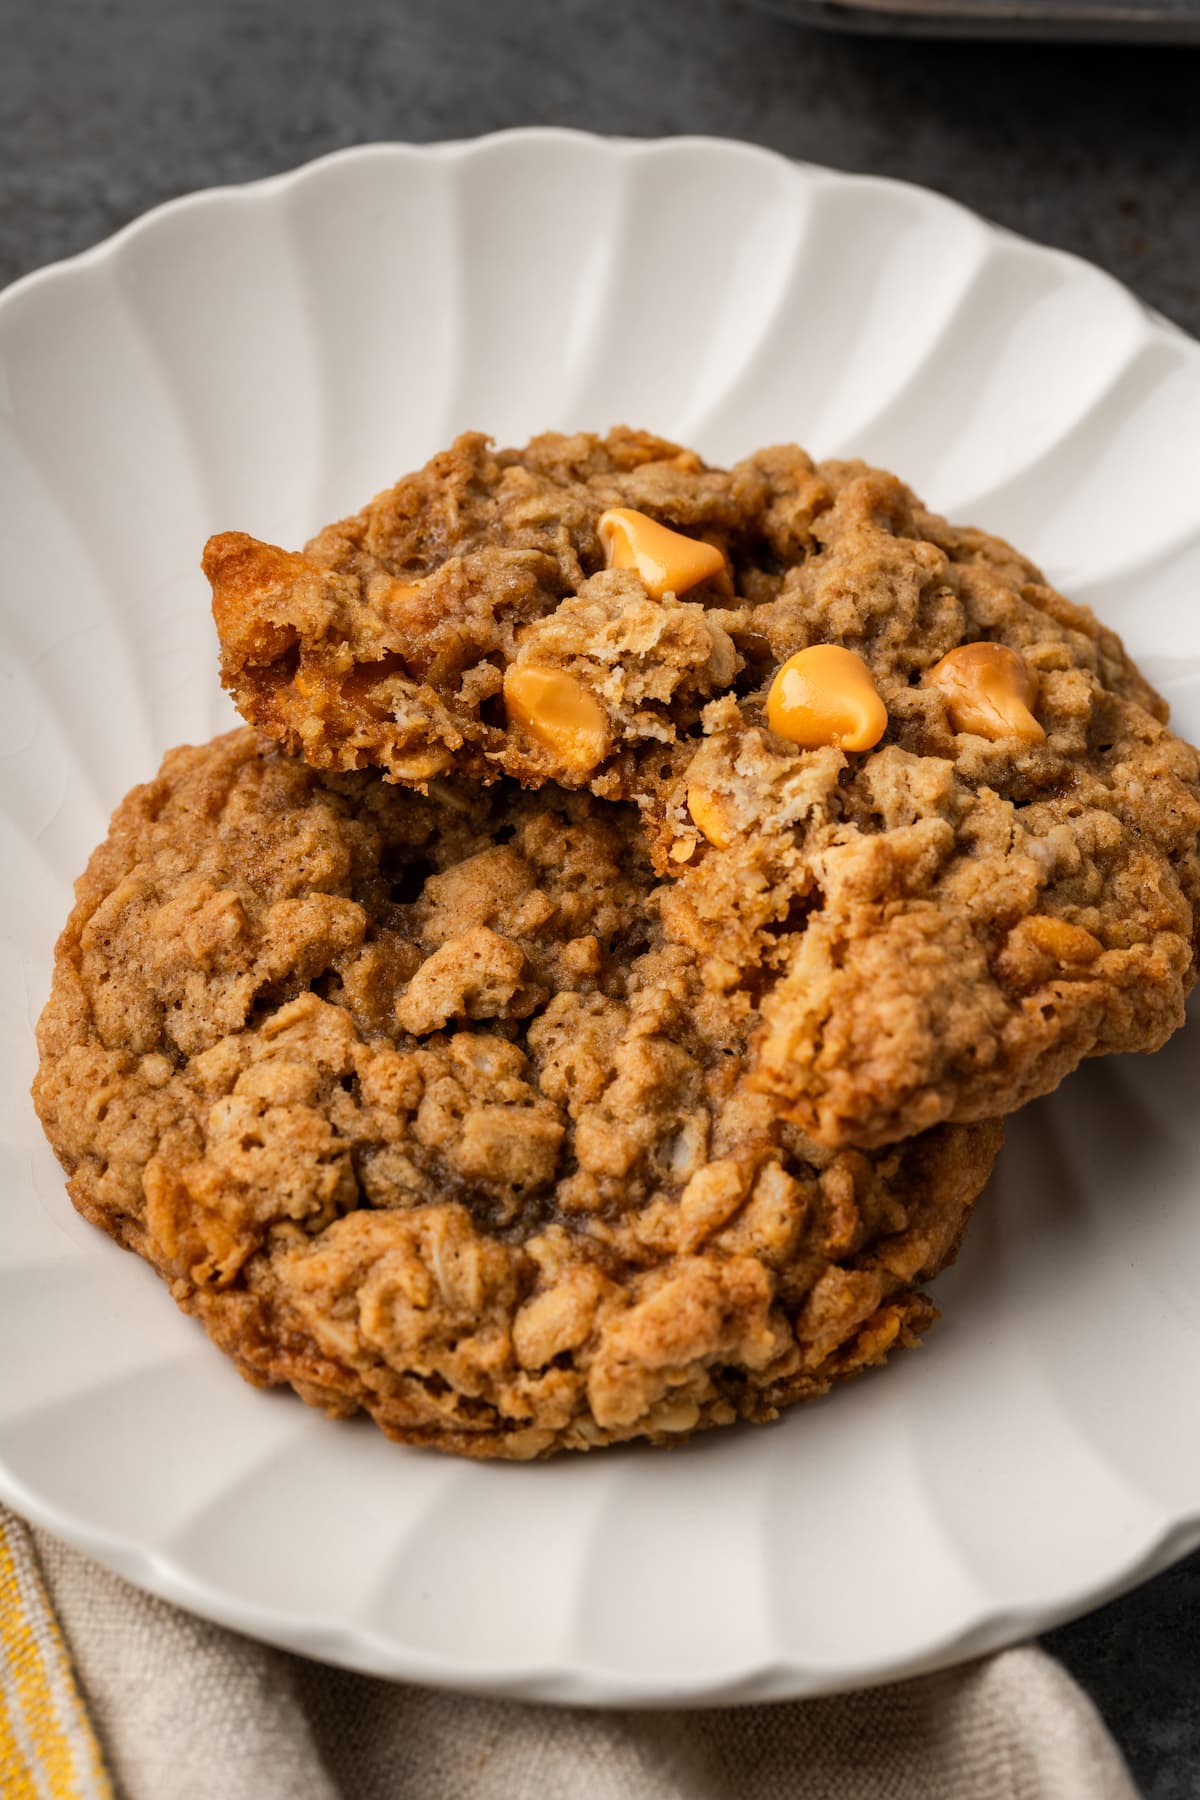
[753,0,1200,38]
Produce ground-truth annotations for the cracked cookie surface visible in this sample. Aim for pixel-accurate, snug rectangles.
[206,430,1200,1149]
[33,729,1000,1458]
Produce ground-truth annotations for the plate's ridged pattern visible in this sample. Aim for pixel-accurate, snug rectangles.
[2,131,1199,1702]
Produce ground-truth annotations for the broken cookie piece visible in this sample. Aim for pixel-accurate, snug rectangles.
[204,429,746,795]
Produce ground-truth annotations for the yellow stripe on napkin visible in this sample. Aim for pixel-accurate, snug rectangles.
[0,1510,112,1800]
[0,1670,39,1800]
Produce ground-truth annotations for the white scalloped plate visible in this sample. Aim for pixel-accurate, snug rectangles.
[3,131,1200,1705]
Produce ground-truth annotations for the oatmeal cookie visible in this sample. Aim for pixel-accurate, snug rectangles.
[33,729,1000,1458]
[206,431,1200,1148]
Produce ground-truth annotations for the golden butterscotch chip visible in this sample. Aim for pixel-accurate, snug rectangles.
[387,746,455,783]
[995,912,1105,989]
[376,579,425,619]
[1023,915,1103,963]
[924,642,1045,744]
[597,507,726,599]
[686,784,733,849]
[766,645,888,752]
[31,729,1003,1460]
[503,664,612,777]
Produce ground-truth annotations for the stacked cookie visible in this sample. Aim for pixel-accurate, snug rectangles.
[33,431,1200,1457]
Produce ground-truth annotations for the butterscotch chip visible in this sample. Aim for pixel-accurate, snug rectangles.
[206,429,1200,1150]
[503,663,611,777]
[924,641,1044,744]
[597,506,726,598]
[1023,915,1102,963]
[766,644,887,752]
[686,784,733,850]
[32,729,1001,1460]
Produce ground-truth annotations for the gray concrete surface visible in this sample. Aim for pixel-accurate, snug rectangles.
[3,2,1198,1794]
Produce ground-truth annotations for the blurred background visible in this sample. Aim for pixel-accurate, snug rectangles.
[3,3,1198,1794]
[3,0,1197,336]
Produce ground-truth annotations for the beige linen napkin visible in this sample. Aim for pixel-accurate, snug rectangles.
[1,1503,1137,1800]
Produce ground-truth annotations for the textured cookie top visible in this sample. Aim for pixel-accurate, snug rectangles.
[205,430,1200,1149]
[33,730,999,1458]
